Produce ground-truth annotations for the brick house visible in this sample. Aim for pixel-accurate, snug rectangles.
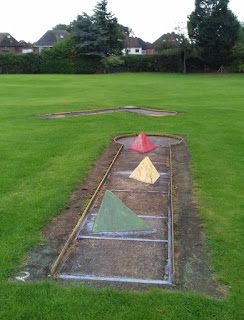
[33,30,70,52]
[19,40,33,53]
[145,48,158,55]
[122,36,153,55]
[153,32,181,50]
[0,33,23,54]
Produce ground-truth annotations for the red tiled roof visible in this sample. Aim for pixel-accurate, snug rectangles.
[124,36,140,48]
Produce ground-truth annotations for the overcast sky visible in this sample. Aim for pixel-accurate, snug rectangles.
[1,0,243,43]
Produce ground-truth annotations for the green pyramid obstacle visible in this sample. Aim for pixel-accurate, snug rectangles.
[92,190,151,233]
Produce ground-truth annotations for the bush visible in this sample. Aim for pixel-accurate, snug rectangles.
[2,45,239,74]
[73,57,100,74]
[19,53,42,73]
[0,53,17,74]
[101,56,125,73]
[40,50,74,74]
[39,39,99,74]
[230,42,244,72]
[121,54,182,72]
[185,57,205,73]
[0,53,41,74]
[39,39,75,74]
[231,60,244,72]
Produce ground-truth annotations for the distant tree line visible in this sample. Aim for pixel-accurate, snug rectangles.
[0,0,243,74]
[188,0,240,70]
[154,0,242,72]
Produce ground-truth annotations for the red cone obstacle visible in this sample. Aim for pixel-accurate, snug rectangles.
[129,132,156,153]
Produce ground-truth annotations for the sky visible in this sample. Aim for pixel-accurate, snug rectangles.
[1,0,244,44]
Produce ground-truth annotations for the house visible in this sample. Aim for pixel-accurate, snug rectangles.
[0,33,23,54]
[122,36,142,55]
[122,36,153,55]
[145,48,158,55]
[19,40,33,53]
[33,30,70,52]
[153,32,181,50]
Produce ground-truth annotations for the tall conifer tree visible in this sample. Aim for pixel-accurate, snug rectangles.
[188,0,240,68]
[72,0,124,58]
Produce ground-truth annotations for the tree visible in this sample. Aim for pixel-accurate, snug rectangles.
[72,13,105,57]
[93,0,124,55]
[237,22,244,42]
[52,24,72,33]
[118,24,134,37]
[188,0,240,69]
[154,29,199,73]
[72,0,124,58]
[231,22,244,72]
[174,25,200,73]
[178,35,199,73]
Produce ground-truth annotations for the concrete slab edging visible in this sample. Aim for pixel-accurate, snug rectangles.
[37,107,178,119]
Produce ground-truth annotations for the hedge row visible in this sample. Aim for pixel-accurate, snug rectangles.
[121,54,182,72]
[0,52,100,74]
[0,53,41,74]
[0,51,215,74]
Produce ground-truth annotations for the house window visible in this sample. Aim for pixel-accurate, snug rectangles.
[135,48,140,53]
[2,47,9,52]
[15,47,20,53]
[7,35,11,39]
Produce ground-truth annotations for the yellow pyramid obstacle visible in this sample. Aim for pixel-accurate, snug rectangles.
[129,156,160,184]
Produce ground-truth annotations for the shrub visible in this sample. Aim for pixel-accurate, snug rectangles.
[73,57,100,74]
[101,56,124,73]
[121,54,182,72]
[39,39,99,74]
[19,53,42,73]
[0,53,41,74]
[230,42,244,72]
[40,50,74,74]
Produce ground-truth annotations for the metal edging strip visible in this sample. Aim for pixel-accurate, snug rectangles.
[168,147,174,283]
[76,236,168,242]
[58,274,171,285]
[50,143,124,276]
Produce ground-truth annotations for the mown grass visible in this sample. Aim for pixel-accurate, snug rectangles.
[0,73,243,319]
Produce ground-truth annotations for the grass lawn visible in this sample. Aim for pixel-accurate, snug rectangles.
[0,73,243,319]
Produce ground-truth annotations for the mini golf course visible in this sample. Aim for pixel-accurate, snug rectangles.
[37,106,177,118]
[13,108,222,295]
[1,73,243,319]
[52,133,182,285]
